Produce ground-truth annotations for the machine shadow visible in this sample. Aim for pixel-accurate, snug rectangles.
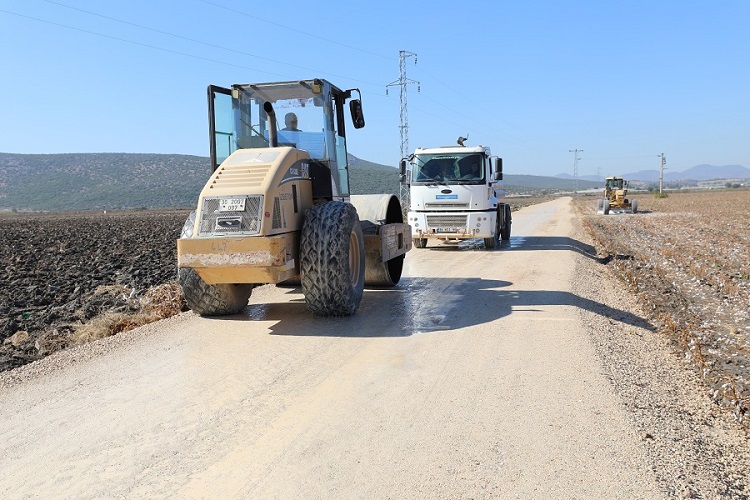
[235,276,652,338]
[508,236,598,259]
[424,236,598,260]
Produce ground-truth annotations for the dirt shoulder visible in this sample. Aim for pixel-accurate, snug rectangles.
[572,190,750,426]
[570,209,750,498]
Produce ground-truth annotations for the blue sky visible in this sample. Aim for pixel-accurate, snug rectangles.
[1,0,748,177]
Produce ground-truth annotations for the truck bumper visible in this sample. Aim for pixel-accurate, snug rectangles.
[177,232,299,285]
[408,211,497,239]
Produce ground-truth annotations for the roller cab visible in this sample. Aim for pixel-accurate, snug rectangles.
[177,78,411,316]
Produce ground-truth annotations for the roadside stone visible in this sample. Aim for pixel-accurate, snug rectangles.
[3,330,29,347]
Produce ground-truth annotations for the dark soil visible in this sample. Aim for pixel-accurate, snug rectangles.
[0,210,191,371]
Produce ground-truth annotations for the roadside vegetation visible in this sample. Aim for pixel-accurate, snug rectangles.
[573,189,750,426]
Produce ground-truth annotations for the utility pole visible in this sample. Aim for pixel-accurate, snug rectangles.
[569,149,583,195]
[658,153,666,194]
[387,50,419,209]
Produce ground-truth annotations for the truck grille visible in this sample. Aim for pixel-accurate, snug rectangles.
[198,196,263,236]
[426,214,468,230]
[424,202,470,209]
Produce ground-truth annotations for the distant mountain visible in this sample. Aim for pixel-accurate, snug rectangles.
[555,173,605,183]
[348,156,601,193]
[1,152,590,212]
[0,153,209,212]
[556,164,750,183]
[503,174,600,191]
[347,154,402,197]
[675,164,750,181]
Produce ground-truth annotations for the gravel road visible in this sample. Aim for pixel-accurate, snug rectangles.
[1,197,748,499]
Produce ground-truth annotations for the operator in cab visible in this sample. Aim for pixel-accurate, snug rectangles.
[282,112,301,131]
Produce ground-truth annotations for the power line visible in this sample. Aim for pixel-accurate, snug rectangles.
[0,8,294,77]
[658,152,667,194]
[386,51,419,209]
[197,0,394,62]
[9,2,600,172]
[4,3,386,88]
[17,1,544,156]
[569,149,583,194]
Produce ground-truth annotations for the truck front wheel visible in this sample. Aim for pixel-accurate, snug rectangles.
[300,202,365,316]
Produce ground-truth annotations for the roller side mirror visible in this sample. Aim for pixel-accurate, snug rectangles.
[349,99,365,129]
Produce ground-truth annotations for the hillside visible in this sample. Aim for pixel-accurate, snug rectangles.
[0,153,209,212]
[1,152,589,212]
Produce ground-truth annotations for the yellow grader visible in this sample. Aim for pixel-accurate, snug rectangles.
[177,79,411,316]
[596,176,638,215]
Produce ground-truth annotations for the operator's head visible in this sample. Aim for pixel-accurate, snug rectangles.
[284,112,299,131]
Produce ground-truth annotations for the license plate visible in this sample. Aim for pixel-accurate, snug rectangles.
[436,228,457,233]
[219,197,246,212]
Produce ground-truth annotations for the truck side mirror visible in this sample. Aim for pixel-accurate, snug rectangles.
[494,157,503,181]
[399,159,408,184]
[349,99,365,129]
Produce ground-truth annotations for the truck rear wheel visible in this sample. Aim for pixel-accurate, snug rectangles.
[500,204,512,241]
[484,235,497,250]
[177,211,253,315]
[300,202,365,316]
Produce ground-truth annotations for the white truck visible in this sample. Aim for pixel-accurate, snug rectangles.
[402,143,511,249]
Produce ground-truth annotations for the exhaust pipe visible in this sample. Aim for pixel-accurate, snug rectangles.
[263,101,278,147]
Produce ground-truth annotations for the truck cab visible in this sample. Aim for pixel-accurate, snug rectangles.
[404,144,510,249]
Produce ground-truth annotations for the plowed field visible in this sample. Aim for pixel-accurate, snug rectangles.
[573,189,750,424]
[0,210,190,371]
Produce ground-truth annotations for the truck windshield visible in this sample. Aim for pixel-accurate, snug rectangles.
[412,154,485,183]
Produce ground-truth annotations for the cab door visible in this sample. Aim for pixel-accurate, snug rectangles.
[207,85,234,172]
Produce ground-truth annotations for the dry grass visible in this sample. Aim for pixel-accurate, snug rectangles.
[71,283,185,346]
[573,189,750,424]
